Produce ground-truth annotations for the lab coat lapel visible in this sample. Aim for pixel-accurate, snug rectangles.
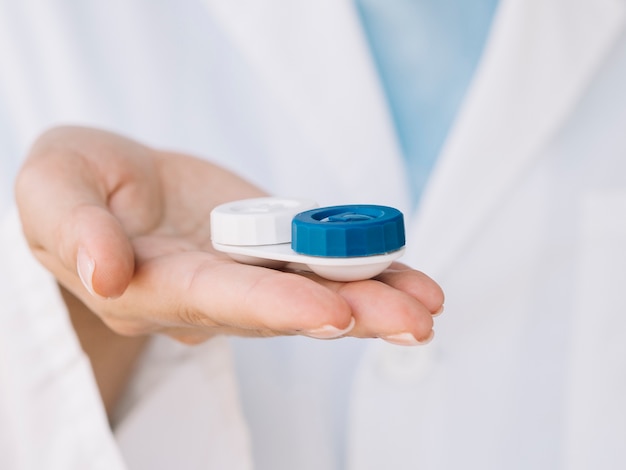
[202,0,409,210]
[410,0,626,275]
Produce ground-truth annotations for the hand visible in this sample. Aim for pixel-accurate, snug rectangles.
[15,126,444,345]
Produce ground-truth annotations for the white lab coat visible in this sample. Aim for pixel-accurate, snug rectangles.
[1,0,626,469]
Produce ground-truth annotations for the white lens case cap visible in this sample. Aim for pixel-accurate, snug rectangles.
[210,197,318,246]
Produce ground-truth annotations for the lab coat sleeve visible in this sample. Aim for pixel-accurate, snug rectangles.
[0,206,128,470]
[0,206,255,470]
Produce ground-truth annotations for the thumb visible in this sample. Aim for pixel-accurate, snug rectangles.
[19,191,135,299]
[15,128,137,299]
[70,204,135,299]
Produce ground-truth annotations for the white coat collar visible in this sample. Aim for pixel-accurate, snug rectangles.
[201,0,625,275]
[409,0,626,276]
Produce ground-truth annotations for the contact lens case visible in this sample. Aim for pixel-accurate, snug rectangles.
[210,197,405,281]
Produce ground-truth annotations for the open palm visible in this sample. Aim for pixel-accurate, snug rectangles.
[16,127,443,345]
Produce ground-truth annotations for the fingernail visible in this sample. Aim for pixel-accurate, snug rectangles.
[306,317,355,339]
[77,246,96,296]
[383,330,434,346]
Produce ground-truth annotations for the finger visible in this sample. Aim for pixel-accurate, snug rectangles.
[160,325,290,345]
[21,186,136,300]
[98,253,356,339]
[15,127,148,298]
[328,278,435,345]
[375,263,445,314]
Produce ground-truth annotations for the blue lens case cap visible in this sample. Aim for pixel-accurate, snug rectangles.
[292,205,405,257]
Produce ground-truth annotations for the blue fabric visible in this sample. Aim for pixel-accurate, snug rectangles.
[355,0,499,206]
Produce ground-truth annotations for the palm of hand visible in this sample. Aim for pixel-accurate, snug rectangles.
[17,127,442,344]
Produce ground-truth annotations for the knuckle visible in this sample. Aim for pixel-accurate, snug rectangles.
[177,308,217,328]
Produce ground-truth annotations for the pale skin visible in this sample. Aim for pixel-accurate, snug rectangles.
[15,126,444,419]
